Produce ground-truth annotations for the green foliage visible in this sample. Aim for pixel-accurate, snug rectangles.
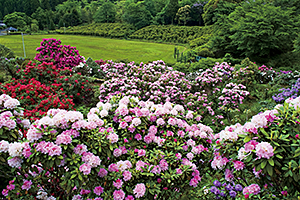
[189,34,211,48]
[294,34,300,53]
[3,12,31,30]
[130,25,213,43]
[0,44,15,59]
[202,0,240,26]
[93,1,116,23]
[175,5,191,26]
[211,0,300,67]
[30,19,39,32]
[55,23,135,38]
[122,1,153,29]
[173,57,224,73]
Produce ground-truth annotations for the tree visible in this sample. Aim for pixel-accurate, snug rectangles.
[3,7,9,16]
[58,18,64,28]
[3,12,28,30]
[0,11,2,20]
[63,8,82,26]
[30,19,39,32]
[294,34,300,53]
[31,7,48,30]
[41,0,51,10]
[211,0,300,63]
[49,18,55,30]
[93,1,116,23]
[202,0,241,25]
[164,0,179,24]
[175,5,191,26]
[123,1,152,29]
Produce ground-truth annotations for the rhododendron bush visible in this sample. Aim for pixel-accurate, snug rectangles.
[0,78,75,120]
[1,95,215,199]
[98,61,250,131]
[35,38,84,69]
[207,96,300,198]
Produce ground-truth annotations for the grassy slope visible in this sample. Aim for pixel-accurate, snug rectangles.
[0,34,184,63]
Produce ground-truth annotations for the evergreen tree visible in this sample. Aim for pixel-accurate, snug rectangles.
[165,0,179,24]
[93,1,116,23]
[0,11,2,20]
[58,18,64,28]
[49,18,55,30]
[41,0,51,10]
[3,7,9,17]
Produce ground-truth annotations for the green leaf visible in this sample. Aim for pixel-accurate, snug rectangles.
[261,160,267,169]
[78,174,83,181]
[243,136,251,143]
[266,164,273,176]
[70,174,77,180]
[268,159,274,166]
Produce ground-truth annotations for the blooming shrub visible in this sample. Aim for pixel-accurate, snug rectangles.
[98,61,249,131]
[1,95,215,199]
[0,78,75,120]
[212,96,300,197]
[16,61,96,105]
[272,78,300,102]
[35,38,84,69]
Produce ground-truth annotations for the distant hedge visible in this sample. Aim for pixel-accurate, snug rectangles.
[129,25,213,43]
[55,23,135,38]
[55,24,213,44]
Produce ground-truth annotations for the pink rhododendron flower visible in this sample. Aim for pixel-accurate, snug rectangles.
[123,170,132,181]
[79,163,91,175]
[255,142,274,159]
[243,184,261,195]
[113,179,123,189]
[233,161,245,171]
[133,183,146,198]
[98,168,108,177]
[94,185,104,195]
[113,189,125,200]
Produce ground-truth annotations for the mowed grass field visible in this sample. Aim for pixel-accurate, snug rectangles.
[0,34,184,63]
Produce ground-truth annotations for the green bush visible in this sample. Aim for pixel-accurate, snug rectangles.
[130,25,213,43]
[0,44,15,59]
[189,34,212,48]
[55,23,135,38]
[195,46,214,57]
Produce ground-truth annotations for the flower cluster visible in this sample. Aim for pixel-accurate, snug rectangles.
[35,38,84,69]
[209,180,243,199]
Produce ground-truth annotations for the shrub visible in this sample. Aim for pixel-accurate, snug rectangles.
[16,61,97,105]
[0,44,15,59]
[130,25,213,44]
[35,38,84,69]
[0,78,75,120]
[1,95,214,199]
[212,96,300,197]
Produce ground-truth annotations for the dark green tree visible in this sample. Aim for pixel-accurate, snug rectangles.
[211,0,300,63]
[41,0,51,10]
[3,12,27,30]
[93,1,116,23]
[3,7,9,16]
[58,18,64,28]
[202,0,240,26]
[63,8,82,26]
[0,11,2,20]
[164,0,179,24]
[31,7,47,30]
[49,18,55,30]
[123,1,152,29]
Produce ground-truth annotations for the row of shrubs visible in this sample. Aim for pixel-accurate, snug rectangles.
[54,23,213,44]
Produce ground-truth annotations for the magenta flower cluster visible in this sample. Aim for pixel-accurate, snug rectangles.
[35,38,84,69]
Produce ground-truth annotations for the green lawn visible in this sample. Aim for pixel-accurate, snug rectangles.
[0,34,184,63]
